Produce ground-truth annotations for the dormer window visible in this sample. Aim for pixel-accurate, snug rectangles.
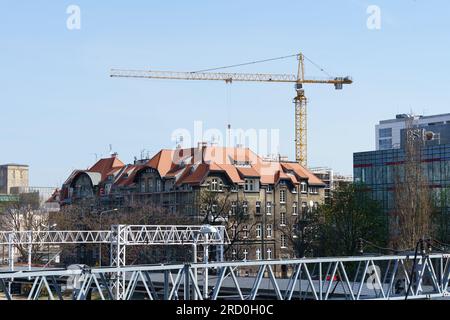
[210,178,223,191]
[244,179,258,192]
[211,178,218,191]
[301,182,307,193]
[266,185,273,193]
[309,187,319,195]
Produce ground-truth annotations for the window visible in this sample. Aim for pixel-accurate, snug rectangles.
[256,224,262,238]
[156,179,161,192]
[255,201,261,214]
[243,201,248,214]
[313,202,319,211]
[301,182,307,193]
[266,224,273,238]
[379,127,392,138]
[280,212,286,226]
[280,189,286,203]
[302,202,308,214]
[210,178,218,191]
[308,187,319,195]
[256,248,261,260]
[165,180,172,192]
[231,225,237,238]
[293,202,298,215]
[243,225,249,239]
[232,249,237,261]
[281,234,287,248]
[140,180,146,192]
[379,138,392,150]
[244,179,258,192]
[267,248,272,260]
[243,249,248,261]
[147,179,153,193]
[231,201,237,215]
[231,184,238,192]
[266,185,273,192]
[266,201,272,215]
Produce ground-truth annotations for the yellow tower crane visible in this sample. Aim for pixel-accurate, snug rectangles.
[110,53,352,167]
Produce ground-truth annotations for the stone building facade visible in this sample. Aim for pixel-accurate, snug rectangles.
[61,146,325,268]
[0,164,29,195]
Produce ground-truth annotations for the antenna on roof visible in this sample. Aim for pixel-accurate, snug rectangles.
[109,144,117,157]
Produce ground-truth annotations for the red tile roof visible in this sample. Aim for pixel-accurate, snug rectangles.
[141,146,324,187]
[62,146,324,198]
[88,155,125,180]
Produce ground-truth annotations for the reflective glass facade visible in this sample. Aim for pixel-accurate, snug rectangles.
[354,144,450,213]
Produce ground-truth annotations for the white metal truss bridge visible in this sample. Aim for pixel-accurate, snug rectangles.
[0,254,449,301]
[0,224,229,299]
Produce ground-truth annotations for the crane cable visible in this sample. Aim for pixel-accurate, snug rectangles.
[191,53,334,78]
[191,53,298,73]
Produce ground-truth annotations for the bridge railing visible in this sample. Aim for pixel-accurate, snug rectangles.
[0,253,448,301]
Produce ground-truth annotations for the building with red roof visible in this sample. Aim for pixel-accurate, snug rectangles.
[60,146,325,266]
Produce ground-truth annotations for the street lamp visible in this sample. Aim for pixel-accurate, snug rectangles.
[98,208,118,266]
[200,224,220,299]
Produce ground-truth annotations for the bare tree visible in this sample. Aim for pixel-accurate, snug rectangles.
[53,203,195,266]
[391,118,433,250]
[0,194,49,263]
[198,189,257,259]
[281,207,321,258]
[432,187,450,244]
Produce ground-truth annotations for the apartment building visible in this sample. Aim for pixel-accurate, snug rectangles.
[60,145,325,267]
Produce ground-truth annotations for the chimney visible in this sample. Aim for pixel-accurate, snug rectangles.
[197,141,207,149]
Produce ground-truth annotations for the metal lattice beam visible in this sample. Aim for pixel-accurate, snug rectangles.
[0,254,449,301]
[0,225,229,246]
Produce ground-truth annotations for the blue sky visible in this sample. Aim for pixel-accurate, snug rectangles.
[1,0,449,187]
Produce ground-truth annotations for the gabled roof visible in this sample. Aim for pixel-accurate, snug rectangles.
[236,166,260,178]
[139,146,324,187]
[178,163,209,185]
[114,164,143,187]
[88,155,125,180]
[62,146,324,199]
[280,162,325,186]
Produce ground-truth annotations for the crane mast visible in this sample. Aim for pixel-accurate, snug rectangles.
[110,52,352,167]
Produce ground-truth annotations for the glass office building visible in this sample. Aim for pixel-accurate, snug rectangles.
[354,144,450,212]
[355,118,450,240]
